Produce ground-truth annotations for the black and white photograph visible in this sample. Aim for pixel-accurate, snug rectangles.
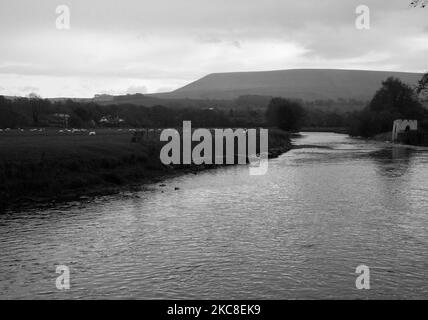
[0,0,427,308]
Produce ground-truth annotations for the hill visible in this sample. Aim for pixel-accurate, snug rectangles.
[162,69,423,101]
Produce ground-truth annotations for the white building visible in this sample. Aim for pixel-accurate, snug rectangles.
[392,119,418,142]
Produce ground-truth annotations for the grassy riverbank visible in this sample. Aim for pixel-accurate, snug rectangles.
[301,127,349,134]
[0,128,291,210]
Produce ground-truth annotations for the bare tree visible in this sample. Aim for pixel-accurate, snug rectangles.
[410,0,428,7]
[409,2,427,99]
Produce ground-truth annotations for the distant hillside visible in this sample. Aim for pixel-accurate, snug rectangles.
[163,69,423,101]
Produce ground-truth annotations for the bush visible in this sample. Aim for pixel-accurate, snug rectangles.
[265,98,306,132]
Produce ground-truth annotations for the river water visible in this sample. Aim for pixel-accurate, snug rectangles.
[0,132,427,299]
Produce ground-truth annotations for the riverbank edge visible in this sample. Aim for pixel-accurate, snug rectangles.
[1,131,292,212]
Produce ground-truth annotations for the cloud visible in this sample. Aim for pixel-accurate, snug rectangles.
[22,86,39,93]
[0,0,427,97]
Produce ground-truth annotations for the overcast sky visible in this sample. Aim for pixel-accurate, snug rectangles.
[0,0,427,97]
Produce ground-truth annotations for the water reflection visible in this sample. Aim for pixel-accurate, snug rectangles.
[370,146,415,178]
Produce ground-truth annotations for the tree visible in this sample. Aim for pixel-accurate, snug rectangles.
[349,109,400,138]
[265,98,305,132]
[368,77,425,119]
[28,93,44,126]
[349,77,426,137]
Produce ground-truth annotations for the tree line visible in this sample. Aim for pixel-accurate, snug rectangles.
[1,73,427,135]
[0,96,261,129]
[0,95,363,130]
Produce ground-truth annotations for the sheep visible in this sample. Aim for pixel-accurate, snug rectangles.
[89,131,96,136]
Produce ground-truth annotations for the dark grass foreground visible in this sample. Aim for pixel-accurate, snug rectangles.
[0,128,291,210]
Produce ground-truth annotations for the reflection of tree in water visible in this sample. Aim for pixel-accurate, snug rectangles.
[369,146,414,178]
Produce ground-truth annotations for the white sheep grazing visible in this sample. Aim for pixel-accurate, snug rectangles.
[89,131,96,136]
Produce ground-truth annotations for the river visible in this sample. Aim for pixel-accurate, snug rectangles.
[0,132,427,299]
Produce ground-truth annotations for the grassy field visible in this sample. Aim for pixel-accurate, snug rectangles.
[0,129,148,161]
[0,128,291,209]
[0,129,164,207]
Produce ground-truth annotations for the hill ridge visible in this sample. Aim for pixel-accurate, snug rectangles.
[168,69,423,101]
